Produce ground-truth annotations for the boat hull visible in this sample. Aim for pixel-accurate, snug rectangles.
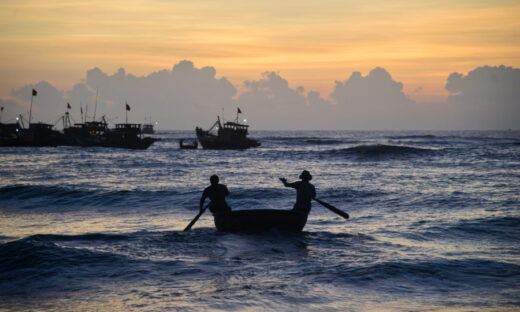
[213,209,308,233]
[196,125,260,150]
[198,137,260,149]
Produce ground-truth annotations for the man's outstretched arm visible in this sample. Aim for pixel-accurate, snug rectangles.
[279,178,295,188]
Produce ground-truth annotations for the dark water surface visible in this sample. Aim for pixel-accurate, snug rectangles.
[1,130,519,311]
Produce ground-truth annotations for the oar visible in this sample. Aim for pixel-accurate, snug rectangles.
[184,202,210,231]
[314,198,349,219]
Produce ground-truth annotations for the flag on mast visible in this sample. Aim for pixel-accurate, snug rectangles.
[126,103,131,111]
[237,107,242,114]
[67,103,71,109]
[32,89,37,96]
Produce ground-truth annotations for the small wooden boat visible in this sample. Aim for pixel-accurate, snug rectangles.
[213,209,308,233]
[179,139,198,149]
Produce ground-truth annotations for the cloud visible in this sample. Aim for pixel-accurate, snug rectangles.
[445,65,520,129]
[328,67,415,129]
[2,62,518,130]
[0,99,26,124]
[236,71,332,129]
[84,60,237,128]
[10,81,67,125]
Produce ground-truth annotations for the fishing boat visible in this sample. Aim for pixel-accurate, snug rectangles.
[0,89,62,147]
[20,123,63,147]
[0,122,21,146]
[104,123,157,149]
[1,119,63,147]
[179,138,198,149]
[213,209,308,233]
[62,114,110,146]
[196,116,260,149]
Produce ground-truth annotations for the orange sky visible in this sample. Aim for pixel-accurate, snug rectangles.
[1,0,519,103]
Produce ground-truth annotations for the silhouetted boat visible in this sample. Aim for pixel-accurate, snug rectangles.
[0,122,21,146]
[62,116,110,146]
[0,88,62,147]
[104,123,157,149]
[196,117,260,149]
[1,120,62,147]
[179,139,198,149]
[213,209,308,233]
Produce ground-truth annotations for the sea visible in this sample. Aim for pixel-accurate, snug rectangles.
[0,130,519,311]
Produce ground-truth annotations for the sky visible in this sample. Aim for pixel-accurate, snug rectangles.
[0,0,519,130]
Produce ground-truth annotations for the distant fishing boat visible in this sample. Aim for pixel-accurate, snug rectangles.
[0,89,63,147]
[0,121,21,146]
[196,112,260,149]
[104,123,157,149]
[62,113,110,146]
[0,116,63,147]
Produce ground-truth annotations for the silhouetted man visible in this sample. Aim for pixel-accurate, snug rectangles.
[200,175,231,214]
[280,170,316,214]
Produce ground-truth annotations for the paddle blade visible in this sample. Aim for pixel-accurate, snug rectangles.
[314,198,349,219]
[183,211,203,231]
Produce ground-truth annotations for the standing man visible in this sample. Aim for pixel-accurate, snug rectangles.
[280,170,316,214]
[200,175,231,214]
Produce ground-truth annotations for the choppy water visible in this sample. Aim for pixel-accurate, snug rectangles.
[1,130,519,311]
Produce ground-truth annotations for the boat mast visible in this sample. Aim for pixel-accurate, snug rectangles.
[80,101,84,124]
[18,114,25,128]
[29,89,36,127]
[93,88,98,121]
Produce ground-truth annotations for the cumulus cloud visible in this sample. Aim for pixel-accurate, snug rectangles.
[0,99,26,124]
[84,61,237,128]
[329,67,415,129]
[10,81,67,125]
[1,62,518,130]
[445,65,520,129]
[236,71,333,129]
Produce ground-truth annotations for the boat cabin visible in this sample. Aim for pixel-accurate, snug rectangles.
[29,122,54,130]
[219,121,249,137]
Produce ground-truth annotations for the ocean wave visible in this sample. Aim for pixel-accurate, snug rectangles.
[0,236,128,275]
[405,216,520,243]
[261,136,360,145]
[442,217,519,242]
[328,144,437,159]
[387,134,437,140]
[341,258,520,288]
[0,184,197,210]
[320,187,385,200]
[231,188,288,200]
